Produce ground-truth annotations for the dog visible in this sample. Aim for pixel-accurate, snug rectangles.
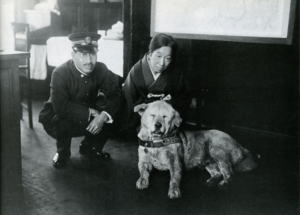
[134,100,258,199]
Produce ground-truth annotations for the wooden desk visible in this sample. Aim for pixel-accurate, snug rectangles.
[0,51,30,215]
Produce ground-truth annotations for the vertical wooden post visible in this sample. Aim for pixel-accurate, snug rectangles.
[122,0,151,79]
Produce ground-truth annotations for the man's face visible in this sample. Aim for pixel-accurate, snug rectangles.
[72,50,97,74]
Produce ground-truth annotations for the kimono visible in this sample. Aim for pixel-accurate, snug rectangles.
[123,54,192,129]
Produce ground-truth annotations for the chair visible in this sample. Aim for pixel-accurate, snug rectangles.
[11,22,33,129]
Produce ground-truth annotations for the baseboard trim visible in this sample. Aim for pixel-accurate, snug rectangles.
[223,124,299,141]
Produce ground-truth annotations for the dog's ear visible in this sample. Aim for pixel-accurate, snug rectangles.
[173,110,182,127]
[134,103,149,116]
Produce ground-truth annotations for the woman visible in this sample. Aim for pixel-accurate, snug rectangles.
[123,33,192,130]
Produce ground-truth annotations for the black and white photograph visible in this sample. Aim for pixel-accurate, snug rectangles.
[0,0,299,214]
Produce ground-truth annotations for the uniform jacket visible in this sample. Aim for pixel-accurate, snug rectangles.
[123,54,192,129]
[39,60,123,127]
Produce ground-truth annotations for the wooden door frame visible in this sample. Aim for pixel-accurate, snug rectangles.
[122,0,151,79]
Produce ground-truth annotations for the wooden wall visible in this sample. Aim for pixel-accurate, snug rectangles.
[125,0,299,138]
[60,0,122,33]
[15,0,123,34]
[123,0,151,76]
[189,39,299,137]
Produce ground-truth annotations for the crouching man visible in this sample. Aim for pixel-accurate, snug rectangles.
[39,32,123,168]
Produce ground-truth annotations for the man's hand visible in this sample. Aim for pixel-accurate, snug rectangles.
[86,111,108,135]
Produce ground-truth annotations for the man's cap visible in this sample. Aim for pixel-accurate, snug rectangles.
[68,32,101,52]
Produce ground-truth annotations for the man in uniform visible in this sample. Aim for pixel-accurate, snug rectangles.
[39,32,123,168]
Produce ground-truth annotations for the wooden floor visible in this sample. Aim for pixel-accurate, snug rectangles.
[19,100,299,215]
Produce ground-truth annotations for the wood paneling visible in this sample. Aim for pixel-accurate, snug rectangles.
[60,0,122,33]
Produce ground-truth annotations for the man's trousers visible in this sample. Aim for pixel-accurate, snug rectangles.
[43,115,108,159]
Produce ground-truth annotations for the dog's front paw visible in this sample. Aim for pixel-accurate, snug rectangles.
[206,175,222,187]
[218,180,229,190]
[168,186,181,199]
[136,177,149,189]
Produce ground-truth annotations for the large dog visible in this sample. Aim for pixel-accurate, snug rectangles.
[134,100,258,199]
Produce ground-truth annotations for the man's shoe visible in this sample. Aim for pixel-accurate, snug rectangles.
[91,148,111,160]
[79,141,92,156]
[52,153,68,168]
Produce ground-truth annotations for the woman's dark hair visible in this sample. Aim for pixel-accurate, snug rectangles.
[148,33,178,58]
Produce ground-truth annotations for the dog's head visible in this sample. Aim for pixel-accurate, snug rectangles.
[134,101,182,141]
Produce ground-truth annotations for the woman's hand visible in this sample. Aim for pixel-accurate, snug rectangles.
[86,112,108,135]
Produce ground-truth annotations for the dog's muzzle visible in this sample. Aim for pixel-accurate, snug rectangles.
[152,131,163,137]
[152,121,166,135]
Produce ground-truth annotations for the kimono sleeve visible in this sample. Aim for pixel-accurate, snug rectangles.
[168,71,192,118]
[123,67,145,128]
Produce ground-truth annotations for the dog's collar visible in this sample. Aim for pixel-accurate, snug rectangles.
[139,133,182,148]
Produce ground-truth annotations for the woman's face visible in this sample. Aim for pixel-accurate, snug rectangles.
[148,46,172,73]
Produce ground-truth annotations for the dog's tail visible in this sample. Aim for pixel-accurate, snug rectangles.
[234,148,260,172]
